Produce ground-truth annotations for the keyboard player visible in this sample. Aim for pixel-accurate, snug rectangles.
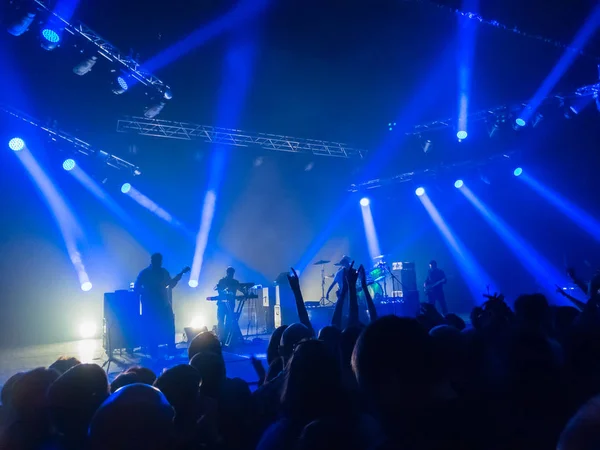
[215,266,241,342]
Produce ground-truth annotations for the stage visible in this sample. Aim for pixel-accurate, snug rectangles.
[0,335,270,390]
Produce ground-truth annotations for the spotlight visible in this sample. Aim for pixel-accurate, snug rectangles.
[78,321,96,339]
[73,56,98,76]
[360,197,370,206]
[513,167,523,177]
[144,102,166,119]
[62,159,76,171]
[8,137,25,151]
[112,75,129,95]
[189,316,205,328]
[456,130,468,140]
[422,139,432,153]
[188,279,198,288]
[6,4,37,36]
[121,183,131,194]
[515,118,526,127]
[162,88,173,100]
[454,179,464,189]
[81,281,93,292]
[40,27,61,51]
[415,187,425,196]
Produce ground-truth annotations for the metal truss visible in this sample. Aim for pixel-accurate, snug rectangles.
[116,117,369,159]
[33,0,169,92]
[2,105,141,175]
[349,151,517,192]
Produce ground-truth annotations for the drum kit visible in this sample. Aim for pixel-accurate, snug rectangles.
[314,254,398,305]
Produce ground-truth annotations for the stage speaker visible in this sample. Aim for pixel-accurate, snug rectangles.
[273,273,299,327]
[399,262,418,292]
[103,290,141,352]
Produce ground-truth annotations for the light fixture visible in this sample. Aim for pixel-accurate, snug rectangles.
[112,75,129,95]
[359,197,370,206]
[62,159,76,171]
[454,179,464,189]
[73,56,98,76]
[513,167,523,177]
[78,321,96,338]
[8,137,25,151]
[456,130,468,140]
[515,118,526,127]
[188,279,198,288]
[6,3,37,36]
[40,26,61,51]
[415,187,425,197]
[121,183,131,194]
[81,281,93,292]
[144,102,166,119]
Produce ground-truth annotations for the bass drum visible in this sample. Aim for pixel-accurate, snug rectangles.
[358,281,384,305]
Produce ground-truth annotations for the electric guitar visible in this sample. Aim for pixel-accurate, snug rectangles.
[424,278,446,294]
[168,266,190,288]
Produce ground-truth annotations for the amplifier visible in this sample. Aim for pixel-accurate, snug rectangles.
[103,290,141,352]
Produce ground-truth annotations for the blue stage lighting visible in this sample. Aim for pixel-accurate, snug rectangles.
[454,179,464,188]
[360,197,370,206]
[188,279,199,288]
[514,167,523,177]
[62,159,76,171]
[121,183,132,194]
[8,137,25,151]
[41,28,60,43]
[81,281,92,292]
[415,187,425,196]
[117,76,128,92]
[515,118,526,127]
[456,130,468,140]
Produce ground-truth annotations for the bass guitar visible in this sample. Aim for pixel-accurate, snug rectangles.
[424,278,445,295]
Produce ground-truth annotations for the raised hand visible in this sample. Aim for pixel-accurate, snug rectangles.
[346,261,358,288]
[287,267,301,292]
[358,264,368,289]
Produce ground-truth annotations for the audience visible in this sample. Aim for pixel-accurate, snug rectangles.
[1,264,600,450]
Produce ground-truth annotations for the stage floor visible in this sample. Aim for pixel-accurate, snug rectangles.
[0,335,270,390]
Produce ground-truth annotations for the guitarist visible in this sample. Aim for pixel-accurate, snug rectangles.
[424,260,448,315]
[135,253,189,356]
[326,255,352,303]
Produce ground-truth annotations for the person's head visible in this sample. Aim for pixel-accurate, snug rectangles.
[559,394,600,450]
[1,372,25,407]
[150,253,163,268]
[11,367,60,422]
[110,373,139,394]
[47,363,109,442]
[153,365,201,422]
[188,331,222,361]
[444,313,466,331]
[282,340,343,422]
[49,356,81,375]
[335,256,351,269]
[514,293,550,330]
[267,325,288,365]
[124,366,157,385]
[318,326,342,356]
[429,260,437,270]
[279,323,313,364]
[189,352,227,398]
[352,316,434,411]
[226,266,235,278]
[88,384,174,450]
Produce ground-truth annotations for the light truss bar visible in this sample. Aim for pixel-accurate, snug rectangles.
[349,152,517,192]
[33,0,169,92]
[2,105,141,175]
[117,117,369,159]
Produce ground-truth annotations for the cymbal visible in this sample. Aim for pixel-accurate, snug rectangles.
[313,260,331,265]
[325,274,335,279]
[373,254,388,260]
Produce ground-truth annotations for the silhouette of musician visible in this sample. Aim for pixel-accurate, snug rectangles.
[215,266,241,343]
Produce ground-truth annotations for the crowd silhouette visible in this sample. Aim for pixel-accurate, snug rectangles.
[1,263,600,450]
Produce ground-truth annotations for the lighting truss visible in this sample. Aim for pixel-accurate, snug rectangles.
[32,0,169,92]
[1,105,141,175]
[404,96,571,136]
[116,117,369,159]
[349,152,517,192]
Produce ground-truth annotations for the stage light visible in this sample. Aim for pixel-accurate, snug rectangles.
[112,75,129,95]
[121,183,131,194]
[6,7,37,36]
[515,118,526,127]
[73,56,98,76]
[8,137,25,151]
[456,130,468,140]
[415,187,425,196]
[513,167,523,177]
[144,102,166,119]
[62,159,76,171]
[360,197,370,206]
[454,179,464,188]
[163,88,173,100]
[81,281,92,292]
[188,279,198,288]
[78,321,97,339]
[190,316,205,328]
[40,27,60,51]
